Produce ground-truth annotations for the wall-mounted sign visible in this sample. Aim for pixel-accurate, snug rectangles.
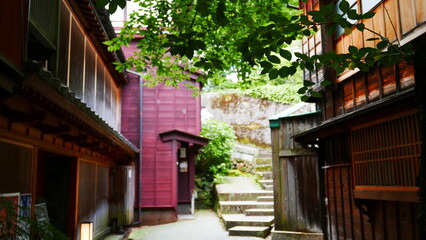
[179,161,188,172]
[179,148,187,158]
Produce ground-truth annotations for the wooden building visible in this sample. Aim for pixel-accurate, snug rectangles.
[0,0,138,239]
[271,0,426,239]
[119,39,208,224]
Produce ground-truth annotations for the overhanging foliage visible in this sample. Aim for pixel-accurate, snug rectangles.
[100,0,414,100]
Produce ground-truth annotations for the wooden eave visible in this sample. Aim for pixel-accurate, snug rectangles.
[67,0,128,85]
[159,129,209,146]
[22,62,139,159]
[293,89,416,142]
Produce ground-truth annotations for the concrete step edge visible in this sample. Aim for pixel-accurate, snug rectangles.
[228,226,272,238]
[257,196,274,202]
[246,208,275,216]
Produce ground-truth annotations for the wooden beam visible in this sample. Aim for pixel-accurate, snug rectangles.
[79,141,100,148]
[0,104,45,122]
[60,134,88,142]
[36,123,70,134]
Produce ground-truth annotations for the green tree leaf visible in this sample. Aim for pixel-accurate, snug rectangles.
[269,69,279,79]
[279,49,292,61]
[339,0,350,12]
[268,55,281,64]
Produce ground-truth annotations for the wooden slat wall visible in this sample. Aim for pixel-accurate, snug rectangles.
[77,160,96,225]
[334,0,426,54]
[77,160,111,237]
[29,0,59,47]
[95,165,109,234]
[69,18,85,97]
[58,2,70,85]
[271,113,321,233]
[58,0,121,130]
[109,166,135,226]
[84,44,96,110]
[322,63,415,120]
[322,133,420,240]
[300,0,423,120]
[0,0,27,73]
[0,140,34,194]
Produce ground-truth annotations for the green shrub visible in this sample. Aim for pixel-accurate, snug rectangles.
[195,120,236,209]
[196,120,236,174]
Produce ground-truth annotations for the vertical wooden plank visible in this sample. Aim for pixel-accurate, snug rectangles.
[398,0,416,35]
[339,167,347,239]
[374,5,387,38]
[346,166,355,239]
[383,0,400,43]
[324,169,332,240]
[271,126,283,229]
[296,156,305,230]
[283,156,290,229]
[352,26,364,49]
[171,140,178,210]
[414,0,426,24]
[69,18,84,98]
[363,18,376,48]
[332,168,339,240]
[57,2,70,84]
[84,42,96,110]
[382,65,397,96]
[96,59,105,117]
[287,158,297,229]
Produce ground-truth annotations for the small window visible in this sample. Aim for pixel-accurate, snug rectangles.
[361,0,381,14]
[335,0,358,37]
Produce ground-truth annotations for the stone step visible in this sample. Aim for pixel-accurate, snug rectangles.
[259,179,273,185]
[255,158,272,165]
[255,164,272,172]
[222,214,274,229]
[257,171,273,180]
[219,201,274,214]
[228,226,272,238]
[218,191,273,201]
[264,184,273,191]
[246,208,275,216]
[258,148,272,158]
[257,196,274,202]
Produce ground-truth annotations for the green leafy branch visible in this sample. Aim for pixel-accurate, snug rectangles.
[101,0,413,100]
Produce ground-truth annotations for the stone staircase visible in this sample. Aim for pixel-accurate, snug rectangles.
[216,149,274,238]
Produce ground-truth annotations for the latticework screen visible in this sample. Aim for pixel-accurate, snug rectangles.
[351,110,420,190]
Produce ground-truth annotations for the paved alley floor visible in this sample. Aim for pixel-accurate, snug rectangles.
[124,210,269,240]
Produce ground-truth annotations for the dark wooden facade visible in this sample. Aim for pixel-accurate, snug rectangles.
[0,0,138,239]
[278,0,426,239]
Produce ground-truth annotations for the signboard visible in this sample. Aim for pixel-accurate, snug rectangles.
[19,194,31,237]
[35,203,49,225]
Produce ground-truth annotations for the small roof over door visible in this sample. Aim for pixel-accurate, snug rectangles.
[159,129,209,146]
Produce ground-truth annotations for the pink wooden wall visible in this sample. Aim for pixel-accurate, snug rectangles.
[121,73,141,147]
[141,80,201,208]
[121,40,202,209]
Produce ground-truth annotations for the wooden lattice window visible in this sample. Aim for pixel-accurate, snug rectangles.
[350,109,420,201]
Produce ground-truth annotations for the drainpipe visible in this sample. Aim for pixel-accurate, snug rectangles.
[126,69,144,224]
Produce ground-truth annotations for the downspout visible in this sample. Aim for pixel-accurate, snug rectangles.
[126,69,144,224]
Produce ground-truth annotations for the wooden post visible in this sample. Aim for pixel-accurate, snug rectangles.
[414,34,426,240]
